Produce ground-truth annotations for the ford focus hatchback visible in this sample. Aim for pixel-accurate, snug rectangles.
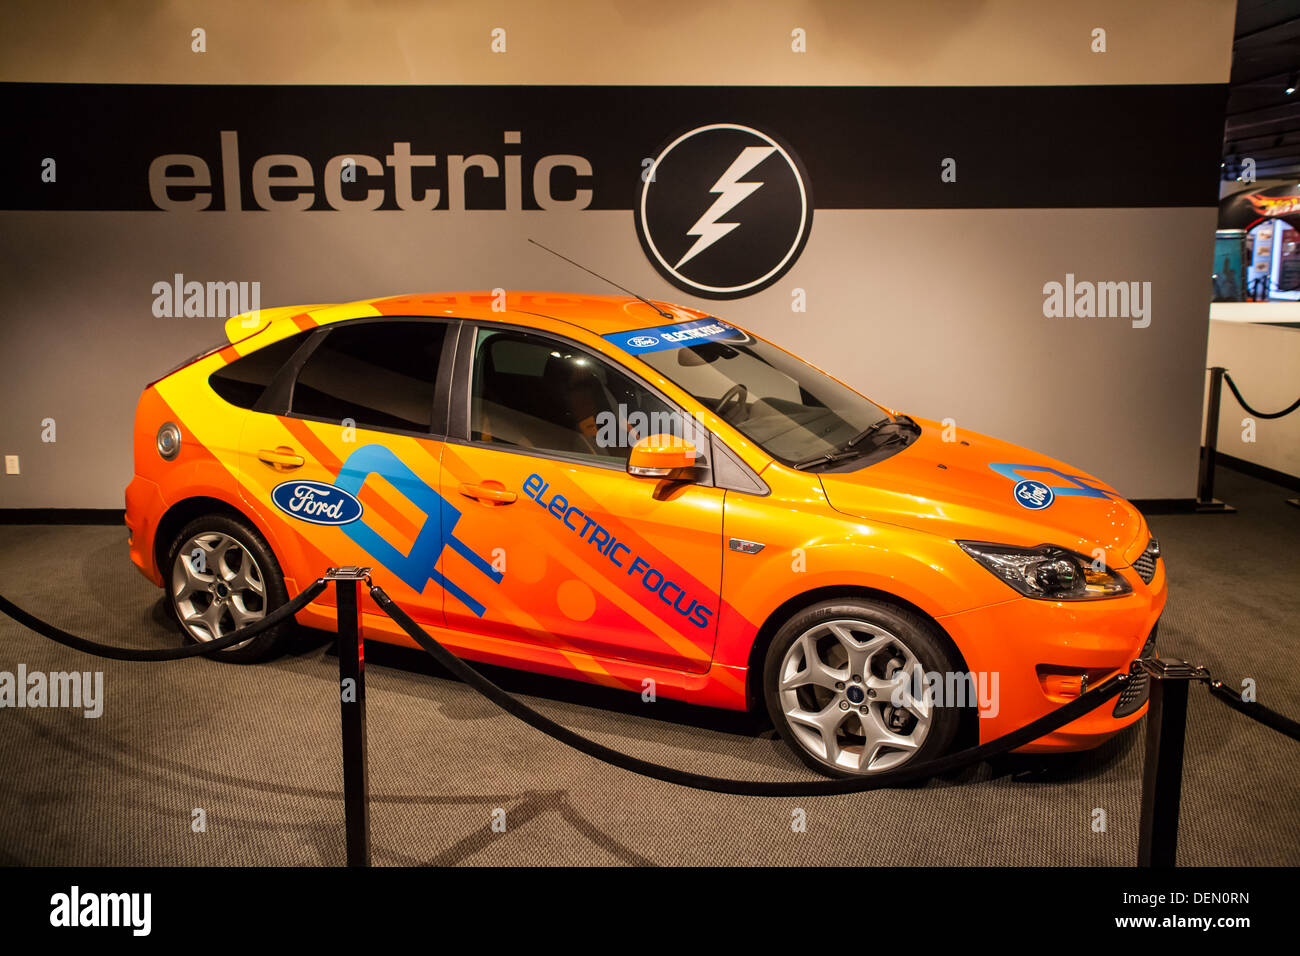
[126,292,1165,777]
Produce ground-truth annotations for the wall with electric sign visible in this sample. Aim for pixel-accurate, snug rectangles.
[0,0,1235,506]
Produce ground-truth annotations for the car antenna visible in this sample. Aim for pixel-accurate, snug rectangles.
[528,238,674,319]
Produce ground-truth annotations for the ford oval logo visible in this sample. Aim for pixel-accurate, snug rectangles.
[1012,479,1055,511]
[272,480,364,525]
[628,335,659,348]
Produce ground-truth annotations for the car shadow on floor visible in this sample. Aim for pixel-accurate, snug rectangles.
[290,617,1141,787]
[149,595,1139,787]
[341,635,770,737]
[986,725,1141,784]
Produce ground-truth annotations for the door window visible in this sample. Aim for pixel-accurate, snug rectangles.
[291,321,446,432]
[469,329,696,465]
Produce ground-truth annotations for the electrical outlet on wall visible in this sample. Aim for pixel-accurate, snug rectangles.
[4,455,18,475]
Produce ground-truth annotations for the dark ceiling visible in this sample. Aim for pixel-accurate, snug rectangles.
[1223,0,1300,183]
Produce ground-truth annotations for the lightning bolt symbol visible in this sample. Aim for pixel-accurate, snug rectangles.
[675,145,777,269]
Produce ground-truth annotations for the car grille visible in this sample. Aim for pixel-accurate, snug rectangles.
[1133,536,1160,585]
[1113,624,1159,718]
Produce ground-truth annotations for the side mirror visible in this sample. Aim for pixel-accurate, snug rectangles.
[627,434,703,481]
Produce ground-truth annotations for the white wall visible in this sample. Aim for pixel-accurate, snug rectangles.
[1210,302,1300,324]
[0,206,1222,506]
[1206,319,1300,480]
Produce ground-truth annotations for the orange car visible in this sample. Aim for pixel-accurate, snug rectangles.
[125,292,1164,777]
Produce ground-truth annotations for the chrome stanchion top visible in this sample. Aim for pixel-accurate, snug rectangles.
[322,566,373,584]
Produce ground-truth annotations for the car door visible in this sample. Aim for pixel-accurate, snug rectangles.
[236,317,455,626]
[437,323,725,673]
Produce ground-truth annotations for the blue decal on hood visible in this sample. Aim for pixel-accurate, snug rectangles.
[989,462,1116,500]
[272,480,364,525]
[605,318,747,355]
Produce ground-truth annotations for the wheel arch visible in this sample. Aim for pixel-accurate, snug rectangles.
[154,495,274,576]
[743,584,973,721]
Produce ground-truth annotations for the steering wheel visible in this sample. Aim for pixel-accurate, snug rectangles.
[714,383,748,422]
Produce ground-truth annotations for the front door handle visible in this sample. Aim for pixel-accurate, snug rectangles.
[257,446,305,469]
[458,481,517,504]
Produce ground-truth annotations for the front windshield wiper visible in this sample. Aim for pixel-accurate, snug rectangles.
[792,417,898,469]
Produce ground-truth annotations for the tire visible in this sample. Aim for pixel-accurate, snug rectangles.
[165,513,291,664]
[763,599,964,777]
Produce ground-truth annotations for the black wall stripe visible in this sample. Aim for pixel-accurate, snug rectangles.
[0,83,1227,211]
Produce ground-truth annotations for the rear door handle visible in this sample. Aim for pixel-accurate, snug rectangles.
[257,446,305,469]
[458,481,517,504]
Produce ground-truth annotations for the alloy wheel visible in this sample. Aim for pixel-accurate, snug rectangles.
[170,531,268,649]
[777,618,934,773]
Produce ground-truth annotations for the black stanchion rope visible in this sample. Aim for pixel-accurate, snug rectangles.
[6,574,1295,795]
[1223,371,1300,420]
[1205,680,1300,743]
[368,584,1127,796]
[0,579,326,661]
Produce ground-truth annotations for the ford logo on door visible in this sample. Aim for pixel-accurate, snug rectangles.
[272,480,364,525]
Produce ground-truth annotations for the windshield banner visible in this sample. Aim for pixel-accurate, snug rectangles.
[605,318,747,355]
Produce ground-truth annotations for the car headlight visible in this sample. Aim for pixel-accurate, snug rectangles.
[957,540,1132,601]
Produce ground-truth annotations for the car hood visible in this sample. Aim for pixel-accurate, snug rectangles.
[815,417,1147,567]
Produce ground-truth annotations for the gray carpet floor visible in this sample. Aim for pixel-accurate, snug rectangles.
[0,466,1296,866]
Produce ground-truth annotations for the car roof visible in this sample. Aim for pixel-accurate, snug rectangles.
[322,291,713,337]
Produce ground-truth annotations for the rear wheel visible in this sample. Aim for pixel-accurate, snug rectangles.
[763,599,964,777]
[166,514,290,663]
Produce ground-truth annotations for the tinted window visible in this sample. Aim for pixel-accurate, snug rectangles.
[291,321,446,432]
[470,329,693,464]
[208,331,311,409]
[635,324,892,467]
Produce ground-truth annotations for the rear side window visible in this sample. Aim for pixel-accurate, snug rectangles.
[208,331,311,409]
[291,321,446,432]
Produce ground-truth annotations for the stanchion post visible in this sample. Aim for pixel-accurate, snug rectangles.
[1137,659,1207,868]
[1196,366,1235,513]
[326,566,372,868]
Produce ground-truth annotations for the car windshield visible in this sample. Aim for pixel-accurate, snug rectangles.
[623,321,893,467]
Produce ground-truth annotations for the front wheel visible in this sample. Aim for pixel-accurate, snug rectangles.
[763,599,964,777]
[166,513,291,663]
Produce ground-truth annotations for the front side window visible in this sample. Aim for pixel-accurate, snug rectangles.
[469,329,689,465]
[627,321,897,468]
[291,321,446,432]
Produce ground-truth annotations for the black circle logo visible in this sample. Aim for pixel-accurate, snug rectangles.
[636,123,813,299]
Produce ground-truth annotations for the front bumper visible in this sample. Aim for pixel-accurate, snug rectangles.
[937,554,1166,752]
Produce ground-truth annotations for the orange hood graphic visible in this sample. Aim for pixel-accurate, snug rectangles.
[816,417,1146,567]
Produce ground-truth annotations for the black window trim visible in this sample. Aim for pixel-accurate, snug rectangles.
[205,327,316,414]
[218,313,768,494]
[255,328,327,415]
[253,315,460,441]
